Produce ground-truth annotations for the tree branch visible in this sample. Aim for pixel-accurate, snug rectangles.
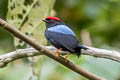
[83,46,120,62]
[0,18,105,80]
[1,46,120,68]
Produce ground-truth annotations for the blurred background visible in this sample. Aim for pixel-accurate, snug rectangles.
[0,0,120,80]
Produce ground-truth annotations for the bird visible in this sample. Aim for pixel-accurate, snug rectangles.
[42,16,88,62]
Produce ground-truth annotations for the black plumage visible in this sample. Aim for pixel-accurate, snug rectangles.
[43,16,87,57]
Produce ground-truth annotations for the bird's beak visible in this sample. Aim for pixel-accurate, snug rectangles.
[42,19,46,22]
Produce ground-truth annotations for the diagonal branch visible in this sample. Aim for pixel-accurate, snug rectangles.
[0,18,105,80]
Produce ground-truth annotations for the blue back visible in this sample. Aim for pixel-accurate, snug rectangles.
[47,25,75,35]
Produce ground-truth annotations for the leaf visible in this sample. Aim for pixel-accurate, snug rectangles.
[7,0,54,48]
[6,0,56,80]
[0,0,8,19]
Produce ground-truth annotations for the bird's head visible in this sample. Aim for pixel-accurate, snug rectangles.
[42,16,64,28]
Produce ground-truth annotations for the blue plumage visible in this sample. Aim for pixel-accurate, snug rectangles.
[47,25,75,35]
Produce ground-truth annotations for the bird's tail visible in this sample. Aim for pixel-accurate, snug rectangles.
[75,44,88,57]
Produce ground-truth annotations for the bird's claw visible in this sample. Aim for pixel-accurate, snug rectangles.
[65,56,68,63]
[56,52,59,57]
[55,48,62,57]
[65,53,70,63]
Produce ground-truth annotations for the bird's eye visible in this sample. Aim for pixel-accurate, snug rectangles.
[46,19,51,20]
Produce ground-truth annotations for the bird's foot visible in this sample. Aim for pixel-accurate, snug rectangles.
[65,53,70,63]
[55,48,62,56]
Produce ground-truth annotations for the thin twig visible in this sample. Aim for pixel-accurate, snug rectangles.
[0,18,105,80]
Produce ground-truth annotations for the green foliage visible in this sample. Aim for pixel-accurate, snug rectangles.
[0,0,120,80]
[54,0,120,80]
[55,0,120,47]
[0,0,8,19]
[6,1,51,79]
[7,0,50,48]
[0,0,13,53]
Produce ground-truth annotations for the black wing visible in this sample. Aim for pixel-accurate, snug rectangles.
[45,31,79,52]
